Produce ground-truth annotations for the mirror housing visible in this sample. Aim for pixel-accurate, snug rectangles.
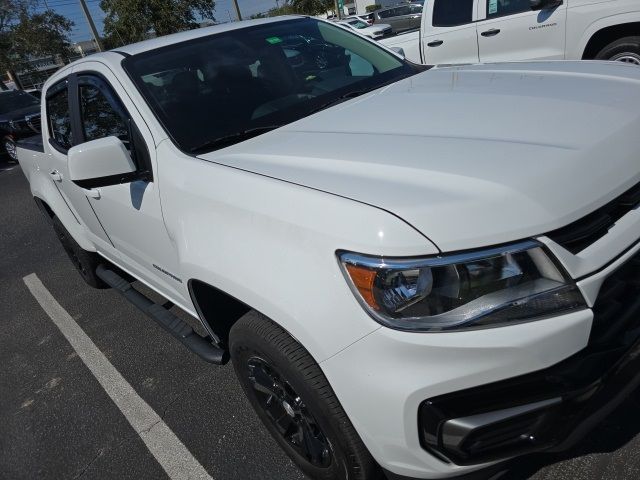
[390,46,405,59]
[68,136,138,189]
[530,0,563,11]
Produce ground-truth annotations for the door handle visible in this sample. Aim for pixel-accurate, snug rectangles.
[481,28,501,37]
[427,40,444,47]
[85,188,101,200]
[49,170,62,182]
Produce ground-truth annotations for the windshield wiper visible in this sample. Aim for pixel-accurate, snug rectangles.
[307,89,371,116]
[189,125,282,154]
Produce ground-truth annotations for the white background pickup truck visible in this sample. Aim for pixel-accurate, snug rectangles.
[16,14,640,480]
[381,0,640,65]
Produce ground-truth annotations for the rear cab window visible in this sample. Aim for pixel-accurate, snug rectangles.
[46,80,73,151]
[432,0,475,27]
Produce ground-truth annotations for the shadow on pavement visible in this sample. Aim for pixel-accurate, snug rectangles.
[0,153,18,171]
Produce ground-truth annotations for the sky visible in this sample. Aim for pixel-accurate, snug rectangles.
[35,0,281,43]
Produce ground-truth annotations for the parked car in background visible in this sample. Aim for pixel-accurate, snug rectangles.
[347,13,374,26]
[381,0,640,65]
[373,3,423,33]
[337,18,393,39]
[0,89,41,160]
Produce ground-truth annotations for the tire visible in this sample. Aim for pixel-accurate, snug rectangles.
[3,136,17,161]
[52,216,108,289]
[595,36,640,65]
[230,311,383,480]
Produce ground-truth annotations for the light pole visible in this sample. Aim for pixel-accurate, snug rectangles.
[232,0,242,20]
[79,0,103,51]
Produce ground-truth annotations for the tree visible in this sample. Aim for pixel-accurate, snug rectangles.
[250,3,296,18]
[290,0,334,16]
[99,0,216,47]
[0,0,73,88]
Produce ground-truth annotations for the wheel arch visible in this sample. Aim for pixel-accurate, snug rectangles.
[29,174,95,252]
[188,278,252,347]
[33,196,55,221]
[581,21,640,59]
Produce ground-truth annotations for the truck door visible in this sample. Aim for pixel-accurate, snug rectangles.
[476,0,567,62]
[69,65,185,302]
[45,77,113,249]
[421,0,479,64]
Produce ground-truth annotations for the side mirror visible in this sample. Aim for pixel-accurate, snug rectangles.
[390,46,406,58]
[530,0,563,11]
[68,136,137,189]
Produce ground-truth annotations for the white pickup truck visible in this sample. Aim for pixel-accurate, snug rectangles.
[381,0,640,65]
[16,15,640,480]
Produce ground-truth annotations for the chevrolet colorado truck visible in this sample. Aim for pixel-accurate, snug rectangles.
[381,0,640,65]
[16,15,640,480]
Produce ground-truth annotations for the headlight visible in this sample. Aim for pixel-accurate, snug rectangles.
[338,240,586,331]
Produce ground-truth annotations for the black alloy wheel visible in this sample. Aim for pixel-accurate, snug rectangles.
[247,356,332,467]
[230,311,384,480]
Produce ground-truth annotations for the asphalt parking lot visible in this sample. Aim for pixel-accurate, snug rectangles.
[3,156,640,480]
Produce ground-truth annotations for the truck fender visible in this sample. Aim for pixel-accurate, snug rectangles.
[157,145,437,364]
[573,12,640,59]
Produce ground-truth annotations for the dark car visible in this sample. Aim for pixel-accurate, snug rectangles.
[0,90,41,160]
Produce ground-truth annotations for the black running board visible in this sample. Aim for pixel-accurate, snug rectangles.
[96,265,229,364]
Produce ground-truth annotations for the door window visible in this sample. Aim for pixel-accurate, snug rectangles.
[486,0,532,18]
[432,0,474,27]
[46,83,73,150]
[78,76,129,146]
[395,6,411,16]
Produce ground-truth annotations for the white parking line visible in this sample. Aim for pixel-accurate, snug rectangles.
[23,273,213,480]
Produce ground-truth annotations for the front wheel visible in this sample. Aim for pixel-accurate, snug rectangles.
[230,311,383,480]
[595,36,640,65]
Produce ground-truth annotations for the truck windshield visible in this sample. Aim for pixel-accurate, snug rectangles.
[0,90,39,115]
[123,17,422,153]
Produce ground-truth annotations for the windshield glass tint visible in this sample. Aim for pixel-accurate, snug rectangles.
[0,90,39,115]
[124,18,417,153]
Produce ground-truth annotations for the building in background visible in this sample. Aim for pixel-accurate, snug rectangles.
[344,0,372,15]
[11,54,66,91]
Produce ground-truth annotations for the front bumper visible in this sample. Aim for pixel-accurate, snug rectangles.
[321,246,640,479]
[421,251,640,465]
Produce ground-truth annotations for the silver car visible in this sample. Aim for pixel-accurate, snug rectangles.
[372,3,423,33]
[337,19,393,40]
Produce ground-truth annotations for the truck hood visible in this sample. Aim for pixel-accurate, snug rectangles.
[199,62,640,252]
